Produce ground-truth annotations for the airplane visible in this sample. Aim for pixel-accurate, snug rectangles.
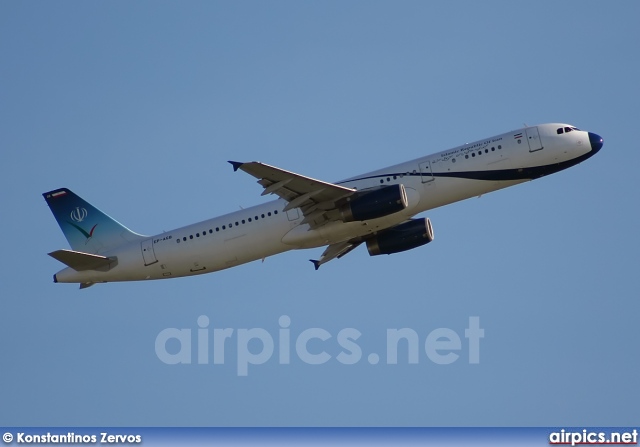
[43,123,603,289]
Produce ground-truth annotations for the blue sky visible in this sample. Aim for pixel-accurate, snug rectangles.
[1,1,639,426]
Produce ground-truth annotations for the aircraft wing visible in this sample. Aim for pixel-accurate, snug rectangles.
[229,161,356,227]
[310,240,362,270]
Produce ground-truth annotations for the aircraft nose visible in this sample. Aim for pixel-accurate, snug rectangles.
[588,132,603,153]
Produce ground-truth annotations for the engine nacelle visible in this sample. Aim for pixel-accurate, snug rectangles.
[340,184,408,222]
[366,218,434,256]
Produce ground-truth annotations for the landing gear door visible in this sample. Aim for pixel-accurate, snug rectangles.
[141,238,158,266]
[526,127,543,152]
[419,160,434,183]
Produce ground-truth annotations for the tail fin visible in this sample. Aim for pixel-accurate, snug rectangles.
[43,188,145,254]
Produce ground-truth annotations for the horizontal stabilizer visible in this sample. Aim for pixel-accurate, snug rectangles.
[48,249,118,272]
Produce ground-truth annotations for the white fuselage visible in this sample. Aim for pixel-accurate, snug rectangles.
[53,123,599,284]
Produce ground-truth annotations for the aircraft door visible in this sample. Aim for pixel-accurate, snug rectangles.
[141,238,158,266]
[419,160,434,183]
[526,127,543,152]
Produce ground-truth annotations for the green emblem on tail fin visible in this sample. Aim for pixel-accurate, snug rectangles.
[67,222,98,244]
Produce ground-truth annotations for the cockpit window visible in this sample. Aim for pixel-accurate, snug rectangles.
[558,126,581,135]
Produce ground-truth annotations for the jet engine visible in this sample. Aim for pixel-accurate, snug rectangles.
[366,218,434,256]
[340,184,408,222]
